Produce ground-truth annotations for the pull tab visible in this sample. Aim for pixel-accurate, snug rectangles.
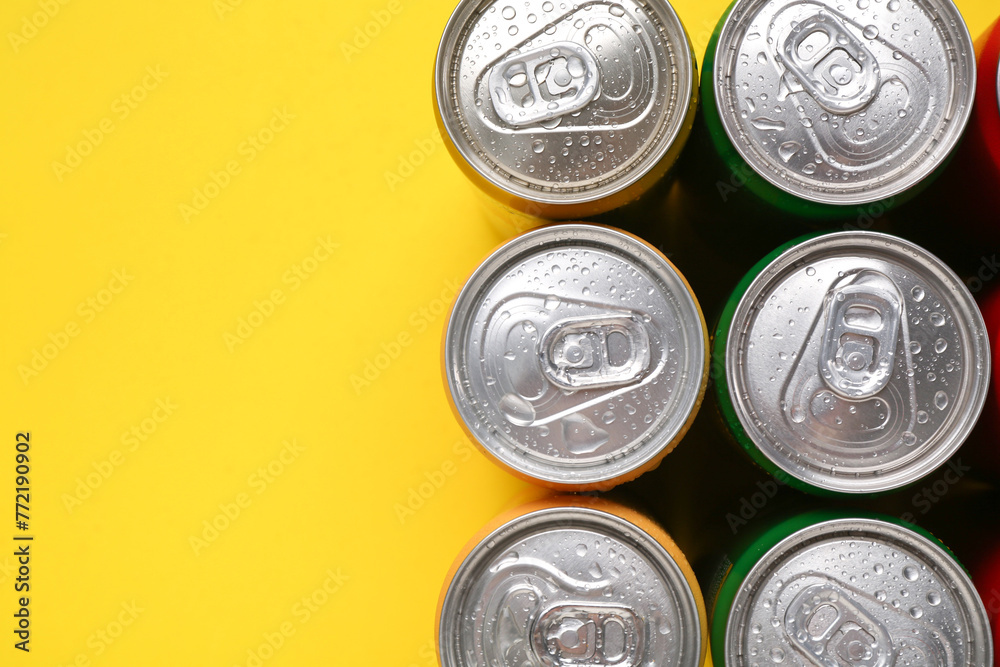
[778,14,881,114]
[487,42,601,127]
[784,584,893,667]
[532,604,642,667]
[820,272,901,399]
[540,315,651,390]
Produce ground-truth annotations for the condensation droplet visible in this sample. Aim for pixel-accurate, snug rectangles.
[934,338,948,353]
[499,393,535,425]
[751,117,786,131]
[934,391,949,410]
[778,141,802,163]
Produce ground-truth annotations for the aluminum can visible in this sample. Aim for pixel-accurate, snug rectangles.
[444,224,708,491]
[699,0,976,219]
[709,512,994,667]
[437,496,708,667]
[433,0,698,220]
[714,231,990,495]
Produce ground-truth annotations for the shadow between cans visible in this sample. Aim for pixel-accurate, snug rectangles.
[605,393,998,590]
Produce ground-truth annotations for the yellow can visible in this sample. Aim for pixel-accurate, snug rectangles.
[436,495,709,667]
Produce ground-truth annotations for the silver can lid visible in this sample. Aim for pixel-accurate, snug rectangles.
[439,506,703,667]
[712,0,976,204]
[725,518,994,666]
[445,224,707,488]
[725,231,989,493]
[434,0,695,209]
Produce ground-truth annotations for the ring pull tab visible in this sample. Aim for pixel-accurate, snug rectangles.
[820,272,901,399]
[540,315,651,390]
[777,13,881,114]
[532,604,643,667]
[784,584,893,667]
[487,42,601,127]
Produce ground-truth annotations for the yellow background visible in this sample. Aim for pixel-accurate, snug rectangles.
[0,0,994,664]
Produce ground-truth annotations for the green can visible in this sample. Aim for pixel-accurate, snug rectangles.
[708,511,993,666]
[713,231,990,496]
[699,0,976,221]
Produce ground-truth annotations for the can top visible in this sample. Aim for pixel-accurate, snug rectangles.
[445,224,707,488]
[435,0,694,207]
[724,517,993,666]
[725,231,989,493]
[439,505,703,667]
[712,0,975,205]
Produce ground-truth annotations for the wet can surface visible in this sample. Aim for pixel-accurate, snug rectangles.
[444,224,708,491]
[700,0,976,219]
[714,231,990,495]
[434,0,698,220]
[709,513,994,667]
[437,497,708,667]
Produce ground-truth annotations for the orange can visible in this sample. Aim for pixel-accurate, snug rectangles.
[436,495,708,667]
[442,224,708,493]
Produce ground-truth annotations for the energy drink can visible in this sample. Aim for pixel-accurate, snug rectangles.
[714,231,990,495]
[698,0,976,221]
[433,0,698,220]
[437,496,708,667]
[444,224,708,491]
[709,512,994,666]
